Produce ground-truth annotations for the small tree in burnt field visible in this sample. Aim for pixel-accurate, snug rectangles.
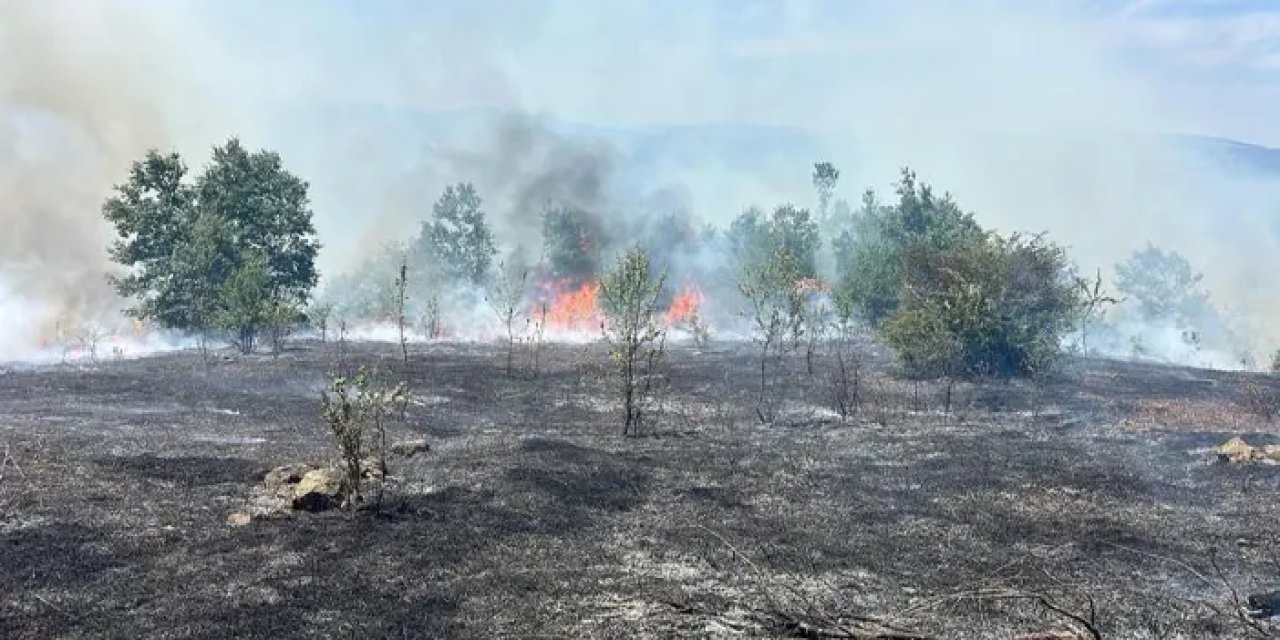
[828,290,862,421]
[393,257,409,362]
[739,245,807,423]
[319,367,409,509]
[487,260,529,375]
[1076,267,1120,357]
[599,246,668,437]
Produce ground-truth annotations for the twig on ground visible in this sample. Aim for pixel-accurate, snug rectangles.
[1,442,27,483]
[689,524,933,640]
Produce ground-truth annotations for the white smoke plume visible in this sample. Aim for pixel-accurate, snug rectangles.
[3,1,1278,367]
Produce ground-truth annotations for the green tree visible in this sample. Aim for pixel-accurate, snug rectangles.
[196,139,320,306]
[541,204,604,278]
[103,151,198,328]
[738,245,807,423]
[812,161,840,227]
[104,139,320,339]
[417,182,496,286]
[172,211,236,353]
[833,168,984,325]
[599,246,668,436]
[769,204,820,280]
[214,252,274,354]
[882,232,1080,378]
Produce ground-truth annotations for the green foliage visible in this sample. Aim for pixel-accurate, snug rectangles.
[541,204,605,278]
[728,204,821,281]
[213,253,274,354]
[770,204,821,279]
[416,182,496,286]
[599,246,668,436]
[104,151,199,328]
[103,139,320,339]
[882,232,1081,378]
[319,367,409,509]
[812,162,840,223]
[833,169,984,325]
[195,139,320,304]
[738,244,808,421]
[1271,349,1280,374]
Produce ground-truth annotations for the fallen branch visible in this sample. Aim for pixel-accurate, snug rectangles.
[908,588,1100,640]
[689,524,933,640]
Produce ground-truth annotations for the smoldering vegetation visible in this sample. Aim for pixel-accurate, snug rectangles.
[4,342,1280,638]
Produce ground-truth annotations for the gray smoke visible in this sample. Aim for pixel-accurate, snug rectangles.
[0,2,203,356]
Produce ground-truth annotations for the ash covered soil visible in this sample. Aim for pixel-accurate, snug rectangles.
[2,340,1280,639]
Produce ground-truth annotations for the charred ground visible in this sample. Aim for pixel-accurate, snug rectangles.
[2,340,1279,639]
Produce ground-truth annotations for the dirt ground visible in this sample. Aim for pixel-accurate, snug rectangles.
[2,339,1279,639]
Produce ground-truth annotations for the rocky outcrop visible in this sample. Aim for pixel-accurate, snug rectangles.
[291,467,345,512]
[232,458,393,523]
[1215,436,1280,464]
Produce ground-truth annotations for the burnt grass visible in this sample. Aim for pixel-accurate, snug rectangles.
[2,339,1280,639]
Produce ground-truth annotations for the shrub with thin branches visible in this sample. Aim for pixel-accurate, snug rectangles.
[599,245,668,436]
[319,367,409,508]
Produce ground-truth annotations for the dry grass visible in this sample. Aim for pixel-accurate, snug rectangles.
[1122,397,1271,432]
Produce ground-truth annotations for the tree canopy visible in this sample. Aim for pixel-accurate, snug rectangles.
[414,182,497,286]
[103,139,319,351]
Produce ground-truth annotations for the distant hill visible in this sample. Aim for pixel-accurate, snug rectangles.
[274,105,1280,184]
[1165,135,1280,177]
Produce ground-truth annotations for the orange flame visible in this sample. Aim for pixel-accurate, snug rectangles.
[540,279,601,332]
[664,285,704,326]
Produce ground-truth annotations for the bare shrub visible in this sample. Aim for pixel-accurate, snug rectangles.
[309,301,333,343]
[739,247,806,423]
[318,367,409,509]
[487,260,528,375]
[394,258,409,361]
[78,324,107,363]
[599,245,668,436]
[420,293,443,340]
[529,300,548,377]
[828,295,861,421]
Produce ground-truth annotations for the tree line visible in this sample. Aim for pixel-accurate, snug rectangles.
[104,139,1232,378]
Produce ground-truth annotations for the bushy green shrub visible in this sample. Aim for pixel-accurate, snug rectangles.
[834,169,1080,378]
[883,232,1080,378]
[834,169,984,325]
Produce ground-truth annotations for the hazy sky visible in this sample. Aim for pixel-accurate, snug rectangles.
[4,0,1280,360]
[151,0,1280,145]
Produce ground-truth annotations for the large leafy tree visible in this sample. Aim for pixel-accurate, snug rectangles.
[416,182,496,286]
[196,138,320,305]
[103,151,198,328]
[103,139,320,349]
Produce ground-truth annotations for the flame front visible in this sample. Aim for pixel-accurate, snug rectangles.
[540,279,601,332]
[664,285,704,326]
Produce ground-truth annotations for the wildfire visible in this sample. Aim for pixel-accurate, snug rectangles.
[539,279,602,332]
[664,285,704,326]
[535,278,707,335]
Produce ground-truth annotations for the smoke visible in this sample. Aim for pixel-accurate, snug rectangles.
[4,1,1280,367]
[0,1,215,359]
